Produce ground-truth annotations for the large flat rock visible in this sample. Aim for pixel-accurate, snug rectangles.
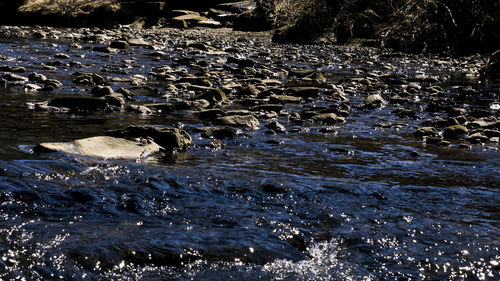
[35,136,162,159]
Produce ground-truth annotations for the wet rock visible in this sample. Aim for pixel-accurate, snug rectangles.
[47,97,109,112]
[92,46,117,53]
[73,72,105,85]
[467,133,490,144]
[288,87,321,98]
[116,88,135,101]
[310,113,345,125]
[198,109,226,120]
[128,38,153,48]
[0,65,26,73]
[227,57,255,68]
[197,88,227,103]
[35,136,162,159]
[54,53,70,59]
[91,85,114,97]
[126,104,153,115]
[194,126,238,139]
[266,121,286,133]
[39,79,63,91]
[470,109,491,118]
[443,125,468,139]
[364,94,386,108]
[28,72,47,82]
[109,40,129,49]
[250,104,284,113]
[425,137,443,145]
[170,14,209,28]
[448,107,467,117]
[107,126,193,153]
[23,83,42,92]
[319,127,337,133]
[214,115,260,129]
[414,127,440,138]
[2,73,27,82]
[270,94,302,104]
[237,85,260,97]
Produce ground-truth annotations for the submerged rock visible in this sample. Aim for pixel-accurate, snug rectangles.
[35,136,162,159]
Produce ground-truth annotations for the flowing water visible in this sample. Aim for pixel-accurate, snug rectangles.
[0,27,499,280]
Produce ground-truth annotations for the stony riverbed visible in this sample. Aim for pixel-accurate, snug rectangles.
[0,25,499,280]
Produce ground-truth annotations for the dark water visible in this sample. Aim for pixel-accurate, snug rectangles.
[0,29,499,280]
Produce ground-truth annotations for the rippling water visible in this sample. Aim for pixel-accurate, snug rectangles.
[0,29,499,280]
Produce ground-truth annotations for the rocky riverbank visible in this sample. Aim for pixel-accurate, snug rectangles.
[0,24,498,161]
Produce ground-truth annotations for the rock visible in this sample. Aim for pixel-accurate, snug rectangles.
[198,109,226,120]
[467,133,490,144]
[54,53,70,59]
[270,94,302,104]
[198,88,227,103]
[227,57,256,68]
[170,14,209,28]
[126,104,153,115]
[266,121,286,133]
[443,125,469,139]
[214,115,260,129]
[128,39,152,48]
[414,127,440,138]
[91,85,114,97]
[197,20,223,28]
[2,73,28,82]
[47,97,109,112]
[73,72,105,85]
[0,65,26,73]
[107,126,192,153]
[35,136,162,159]
[364,94,386,108]
[109,41,129,49]
[250,104,284,113]
[193,126,238,139]
[28,72,47,82]
[310,113,345,125]
[92,46,117,53]
[288,87,321,98]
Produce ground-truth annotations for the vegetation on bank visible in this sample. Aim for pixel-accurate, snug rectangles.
[18,0,120,16]
[262,0,500,54]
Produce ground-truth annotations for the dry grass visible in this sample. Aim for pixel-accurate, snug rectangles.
[19,0,120,15]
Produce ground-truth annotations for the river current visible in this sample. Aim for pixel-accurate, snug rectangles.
[0,27,499,280]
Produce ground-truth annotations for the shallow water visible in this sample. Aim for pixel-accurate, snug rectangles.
[0,28,499,280]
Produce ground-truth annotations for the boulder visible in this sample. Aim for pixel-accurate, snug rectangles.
[35,136,162,159]
[107,126,193,153]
